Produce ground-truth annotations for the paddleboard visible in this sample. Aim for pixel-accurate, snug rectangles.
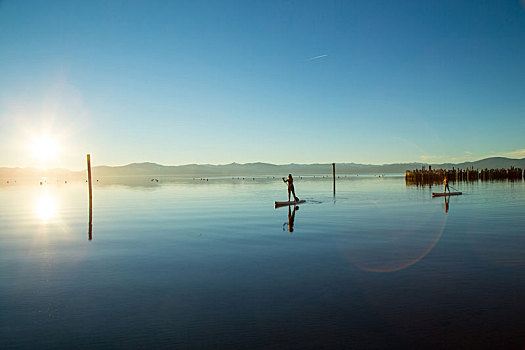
[275,199,306,208]
[432,192,462,197]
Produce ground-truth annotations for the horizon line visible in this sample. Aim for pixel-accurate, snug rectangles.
[1,156,524,172]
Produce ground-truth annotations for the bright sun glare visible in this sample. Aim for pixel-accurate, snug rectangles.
[34,194,57,221]
[31,136,59,161]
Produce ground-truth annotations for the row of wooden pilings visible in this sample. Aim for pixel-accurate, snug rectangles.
[405,166,524,185]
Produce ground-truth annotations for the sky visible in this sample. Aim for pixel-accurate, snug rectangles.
[1,0,524,170]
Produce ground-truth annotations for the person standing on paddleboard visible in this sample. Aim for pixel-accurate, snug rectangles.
[282,174,300,202]
[443,175,450,193]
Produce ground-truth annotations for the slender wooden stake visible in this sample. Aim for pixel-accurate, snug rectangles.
[87,154,93,241]
[332,162,336,196]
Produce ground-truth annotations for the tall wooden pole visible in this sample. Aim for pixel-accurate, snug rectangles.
[87,154,93,241]
[332,162,336,196]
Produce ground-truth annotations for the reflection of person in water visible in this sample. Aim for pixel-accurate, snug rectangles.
[283,205,298,232]
[445,196,450,213]
[282,174,299,202]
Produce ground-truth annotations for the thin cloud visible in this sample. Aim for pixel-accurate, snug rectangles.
[307,54,328,61]
[419,155,449,163]
[419,155,467,163]
[498,148,525,159]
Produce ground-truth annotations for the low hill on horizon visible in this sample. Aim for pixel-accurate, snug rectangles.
[1,157,524,179]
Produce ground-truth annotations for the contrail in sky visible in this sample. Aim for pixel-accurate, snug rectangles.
[307,54,328,61]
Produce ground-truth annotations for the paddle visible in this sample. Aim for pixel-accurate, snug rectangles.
[449,184,460,192]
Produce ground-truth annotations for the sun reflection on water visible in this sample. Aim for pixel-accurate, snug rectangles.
[34,194,57,221]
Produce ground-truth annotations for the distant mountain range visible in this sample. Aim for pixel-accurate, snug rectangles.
[1,157,524,179]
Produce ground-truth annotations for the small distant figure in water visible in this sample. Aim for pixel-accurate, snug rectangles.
[282,174,299,202]
[443,175,450,193]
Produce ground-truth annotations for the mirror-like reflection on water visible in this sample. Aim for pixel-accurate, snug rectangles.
[0,176,524,348]
[281,205,299,232]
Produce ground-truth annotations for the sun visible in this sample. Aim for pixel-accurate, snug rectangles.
[31,136,59,161]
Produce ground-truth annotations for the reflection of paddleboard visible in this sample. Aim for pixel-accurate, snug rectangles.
[432,192,462,197]
[275,200,305,208]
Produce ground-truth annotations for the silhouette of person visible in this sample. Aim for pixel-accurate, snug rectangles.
[283,205,298,232]
[282,174,299,202]
[443,175,450,193]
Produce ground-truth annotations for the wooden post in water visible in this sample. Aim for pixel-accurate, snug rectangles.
[332,163,336,196]
[87,154,93,241]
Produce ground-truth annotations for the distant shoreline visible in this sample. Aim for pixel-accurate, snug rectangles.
[1,157,524,179]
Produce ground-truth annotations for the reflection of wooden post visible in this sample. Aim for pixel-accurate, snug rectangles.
[332,163,336,196]
[89,206,93,240]
[87,154,93,241]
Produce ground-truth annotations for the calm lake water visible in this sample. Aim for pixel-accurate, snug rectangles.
[1,176,524,349]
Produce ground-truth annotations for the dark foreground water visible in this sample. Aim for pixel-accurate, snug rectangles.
[1,176,524,349]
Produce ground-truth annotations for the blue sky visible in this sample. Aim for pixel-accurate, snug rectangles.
[1,0,524,170]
